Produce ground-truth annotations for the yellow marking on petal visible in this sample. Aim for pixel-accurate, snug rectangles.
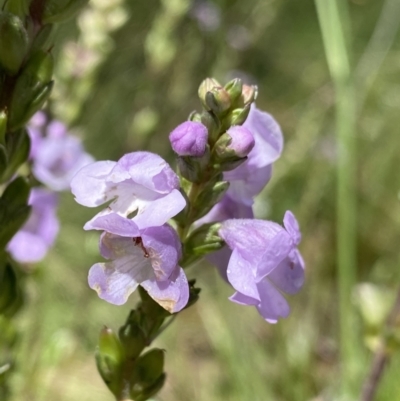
[93,283,102,295]
[156,299,176,313]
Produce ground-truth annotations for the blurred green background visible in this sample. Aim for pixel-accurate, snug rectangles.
[6,0,400,399]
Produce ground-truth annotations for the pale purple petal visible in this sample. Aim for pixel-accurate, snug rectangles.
[133,189,186,230]
[7,231,48,263]
[268,249,305,294]
[220,105,283,204]
[195,194,253,227]
[206,246,232,282]
[29,111,46,128]
[283,210,301,245]
[33,135,95,191]
[7,188,59,264]
[89,263,138,305]
[229,291,259,306]
[115,151,179,193]
[141,225,182,280]
[85,212,140,237]
[141,267,189,313]
[219,218,282,262]
[226,248,260,301]
[47,120,67,138]
[226,125,255,157]
[225,163,272,205]
[256,279,290,323]
[99,232,148,260]
[243,104,284,167]
[255,230,294,281]
[70,161,116,207]
[88,255,153,305]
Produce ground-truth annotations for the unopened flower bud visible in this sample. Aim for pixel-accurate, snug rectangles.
[98,326,124,364]
[226,125,255,157]
[227,104,251,126]
[169,121,208,157]
[118,311,146,360]
[95,326,124,396]
[224,78,243,103]
[198,77,221,104]
[242,84,258,105]
[205,87,231,114]
[214,126,254,160]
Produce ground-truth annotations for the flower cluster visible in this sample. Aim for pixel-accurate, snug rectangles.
[71,151,189,313]
[70,77,305,322]
[6,112,94,264]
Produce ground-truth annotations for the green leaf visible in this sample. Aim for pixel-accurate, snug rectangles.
[2,129,30,182]
[0,177,31,249]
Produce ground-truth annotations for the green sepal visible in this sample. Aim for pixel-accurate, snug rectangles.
[200,110,221,145]
[43,0,89,24]
[217,156,247,172]
[1,176,30,204]
[4,0,31,18]
[118,310,146,360]
[205,88,231,116]
[129,349,165,399]
[183,222,223,257]
[181,223,223,266]
[31,24,54,52]
[224,78,243,105]
[0,11,29,75]
[22,80,53,123]
[0,177,31,249]
[225,104,251,127]
[192,180,229,220]
[95,326,124,396]
[176,145,210,184]
[131,373,166,401]
[9,50,54,130]
[1,129,30,183]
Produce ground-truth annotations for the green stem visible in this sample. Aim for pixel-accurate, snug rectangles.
[314,0,359,396]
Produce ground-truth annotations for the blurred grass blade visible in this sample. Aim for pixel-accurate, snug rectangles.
[314,0,359,397]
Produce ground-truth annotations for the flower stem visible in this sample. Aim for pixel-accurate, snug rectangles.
[314,0,359,396]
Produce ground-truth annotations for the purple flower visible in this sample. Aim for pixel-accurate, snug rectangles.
[88,224,189,313]
[70,151,186,234]
[7,188,59,264]
[169,121,208,157]
[217,211,304,323]
[224,104,284,206]
[195,194,253,228]
[28,114,94,191]
[190,1,221,32]
[225,125,255,157]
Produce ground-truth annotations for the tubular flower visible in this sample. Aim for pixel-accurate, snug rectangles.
[70,151,186,234]
[218,211,305,323]
[28,114,94,191]
[88,224,189,313]
[7,188,59,264]
[224,104,284,206]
